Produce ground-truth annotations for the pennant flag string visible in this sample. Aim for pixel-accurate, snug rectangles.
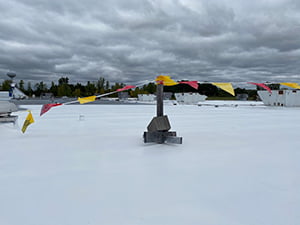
[78,96,97,104]
[211,83,235,96]
[247,82,272,94]
[178,81,199,90]
[155,75,178,86]
[280,83,300,89]
[40,85,139,116]
[40,103,63,116]
[21,110,35,133]
[116,85,136,92]
[25,75,300,135]
[39,76,300,117]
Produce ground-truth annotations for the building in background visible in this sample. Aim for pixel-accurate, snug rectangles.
[174,93,207,104]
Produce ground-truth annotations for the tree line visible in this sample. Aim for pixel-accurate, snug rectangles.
[0,77,157,98]
[0,76,272,99]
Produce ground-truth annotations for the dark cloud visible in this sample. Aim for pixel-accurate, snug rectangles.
[1,0,300,86]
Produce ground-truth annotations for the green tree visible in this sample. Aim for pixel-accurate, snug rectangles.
[105,80,110,90]
[74,83,85,95]
[1,80,12,91]
[73,88,81,97]
[34,81,48,96]
[130,87,141,97]
[97,77,105,92]
[57,84,72,97]
[111,82,123,91]
[57,77,72,97]
[109,82,124,97]
[19,80,25,92]
[85,81,96,96]
[144,82,156,94]
[198,83,218,96]
[26,82,33,96]
[58,77,69,85]
[49,81,58,96]
[267,83,280,90]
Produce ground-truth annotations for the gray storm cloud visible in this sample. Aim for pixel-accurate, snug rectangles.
[1,0,300,85]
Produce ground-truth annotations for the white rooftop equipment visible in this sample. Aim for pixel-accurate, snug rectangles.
[258,90,300,107]
[174,93,207,104]
[138,94,156,102]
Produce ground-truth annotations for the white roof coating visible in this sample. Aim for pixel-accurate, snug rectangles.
[1,102,299,225]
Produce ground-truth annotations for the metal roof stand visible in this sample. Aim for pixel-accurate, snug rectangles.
[143,83,182,144]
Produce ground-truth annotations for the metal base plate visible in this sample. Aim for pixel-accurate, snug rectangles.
[143,131,183,144]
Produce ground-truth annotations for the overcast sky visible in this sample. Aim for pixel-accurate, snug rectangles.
[1,0,300,86]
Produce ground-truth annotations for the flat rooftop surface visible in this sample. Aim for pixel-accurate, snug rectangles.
[0,101,299,225]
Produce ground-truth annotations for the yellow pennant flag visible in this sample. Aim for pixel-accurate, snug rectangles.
[280,83,300,89]
[155,75,178,86]
[212,83,235,96]
[78,96,96,104]
[21,110,35,133]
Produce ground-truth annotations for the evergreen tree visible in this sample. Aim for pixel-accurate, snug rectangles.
[130,87,141,97]
[198,83,218,96]
[144,82,156,94]
[267,83,280,90]
[58,77,69,85]
[74,83,85,95]
[57,84,72,97]
[73,88,81,97]
[111,82,123,91]
[97,77,105,92]
[19,80,25,92]
[57,77,72,97]
[1,80,12,91]
[105,80,110,90]
[110,82,124,97]
[34,81,47,96]
[49,81,58,96]
[85,81,97,96]
[26,82,33,96]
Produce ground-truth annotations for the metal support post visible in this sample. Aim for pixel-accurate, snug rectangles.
[156,83,164,117]
[143,82,182,144]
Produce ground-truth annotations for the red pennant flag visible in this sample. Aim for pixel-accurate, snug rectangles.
[247,82,272,94]
[40,103,63,116]
[116,85,136,92]
[179,81,199,90]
